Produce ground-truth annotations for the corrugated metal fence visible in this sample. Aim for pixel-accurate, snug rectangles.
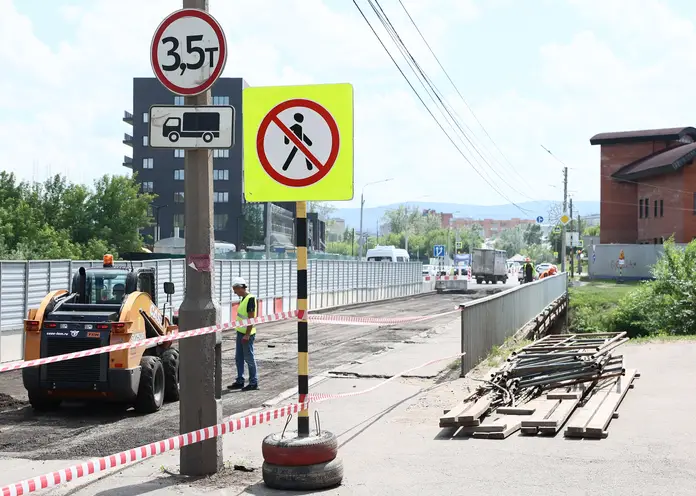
[0,259,424,362]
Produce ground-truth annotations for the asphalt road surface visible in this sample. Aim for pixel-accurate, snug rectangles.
[0,288,509,461]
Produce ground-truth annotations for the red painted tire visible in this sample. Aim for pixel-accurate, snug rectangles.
[262,430,338,466]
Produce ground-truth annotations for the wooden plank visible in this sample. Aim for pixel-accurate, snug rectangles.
[520,399,561,429]
[584,369,637,437]
[496,406,536,415]
[439,399,475,427]
[456,395,492,422]
[534,399,579,433]
[563,376,618,437]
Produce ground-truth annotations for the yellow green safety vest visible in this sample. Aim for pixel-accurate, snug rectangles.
[236,294,257,335]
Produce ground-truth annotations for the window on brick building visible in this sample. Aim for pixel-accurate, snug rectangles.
[654,200,658,217]
[660,200,664,217]
[639,199,643,218]
[644,198,649,218]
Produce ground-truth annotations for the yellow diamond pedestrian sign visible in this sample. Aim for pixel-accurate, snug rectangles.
[242,83,354,202]
[560,214,570,225]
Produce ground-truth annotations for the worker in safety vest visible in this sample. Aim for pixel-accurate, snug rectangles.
[523,258,536,284]
[227,277,259,391]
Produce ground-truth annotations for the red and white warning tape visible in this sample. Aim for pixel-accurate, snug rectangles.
[0,309,462,373]
[0,352,465,496]
[0,310,303,374]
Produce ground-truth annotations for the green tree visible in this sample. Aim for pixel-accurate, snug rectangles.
[585,225,600,237]
[496,226,525,257]
[308,201,336,219]
[523,224,542,245]
[88,175,155,255]
[241,203,265,247]
[0,172,154,259]
[523,244,554,264]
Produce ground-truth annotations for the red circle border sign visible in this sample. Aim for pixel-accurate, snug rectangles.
[150,8,228,96]
[256,99,340,188]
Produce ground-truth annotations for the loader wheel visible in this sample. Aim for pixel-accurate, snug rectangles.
[28,390,61,412]
[135,356,165,414]
[161,348,180,402]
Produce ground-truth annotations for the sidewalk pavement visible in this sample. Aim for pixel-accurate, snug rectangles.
[3,324,695,495]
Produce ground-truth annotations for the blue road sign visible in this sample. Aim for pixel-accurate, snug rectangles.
[536,216,544,224]
[592,253,596,263]
[433,245,445,257]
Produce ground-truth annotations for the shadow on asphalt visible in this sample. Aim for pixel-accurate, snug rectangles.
[0,400,134,428]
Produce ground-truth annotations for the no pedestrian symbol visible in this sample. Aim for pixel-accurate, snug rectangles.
[257,99,340,188]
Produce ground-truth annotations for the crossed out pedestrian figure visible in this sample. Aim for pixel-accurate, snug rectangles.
[282,113,313,171]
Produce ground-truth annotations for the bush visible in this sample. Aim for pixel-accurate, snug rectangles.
[649,238,696,335]
[610,283,659,338]
[568,283,636,333]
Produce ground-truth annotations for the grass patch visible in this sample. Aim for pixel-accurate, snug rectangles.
[569,281,638,333]
[483,337,533,368]
[630,333,696,344]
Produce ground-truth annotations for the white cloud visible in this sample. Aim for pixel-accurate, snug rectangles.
[0,0,497,209]
[6,0,694,214]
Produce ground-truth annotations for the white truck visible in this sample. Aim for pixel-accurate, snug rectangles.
[472,248,508,284]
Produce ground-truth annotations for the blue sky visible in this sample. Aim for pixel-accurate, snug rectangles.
[3,0,696,214]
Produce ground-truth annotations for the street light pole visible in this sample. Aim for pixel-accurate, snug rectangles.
[151,204,167,243]
[358,178,393,259]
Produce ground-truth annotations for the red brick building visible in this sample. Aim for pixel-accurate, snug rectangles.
[591,126,696,244]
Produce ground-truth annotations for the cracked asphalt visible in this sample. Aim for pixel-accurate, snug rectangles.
[0,288,510,461]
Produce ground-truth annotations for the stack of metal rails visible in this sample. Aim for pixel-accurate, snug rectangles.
[439,332,639,439]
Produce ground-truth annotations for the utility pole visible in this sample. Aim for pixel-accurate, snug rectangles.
[351,228,355,257]
[561,166,568,273]
[265,202,272,259]
[358,192,365,259]
[569,197,574,278]
[178,0,222,476]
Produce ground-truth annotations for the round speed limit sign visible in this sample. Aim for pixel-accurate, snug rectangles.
[150,8,228,96]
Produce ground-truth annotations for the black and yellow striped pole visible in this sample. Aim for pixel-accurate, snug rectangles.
[296,201,310,437]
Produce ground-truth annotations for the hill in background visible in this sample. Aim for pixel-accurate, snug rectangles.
[333,200,600,231]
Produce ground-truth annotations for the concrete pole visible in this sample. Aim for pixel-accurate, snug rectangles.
[358,192,365,259]
[178,0,222,476]
[561,166,568,273]
[569,197,574,278]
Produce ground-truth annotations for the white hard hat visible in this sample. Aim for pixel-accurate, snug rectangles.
[232,277,247,287]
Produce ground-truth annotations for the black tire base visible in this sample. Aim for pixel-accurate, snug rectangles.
[262,457,344,491]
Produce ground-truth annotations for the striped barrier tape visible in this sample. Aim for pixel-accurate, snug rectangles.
[0,351,465,496]
[0,309,462,373]
[0,310,303,374]
[423,275,467,281]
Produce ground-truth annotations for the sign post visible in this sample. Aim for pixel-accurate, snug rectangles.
[151,1,228,476]
[244,82,353,489]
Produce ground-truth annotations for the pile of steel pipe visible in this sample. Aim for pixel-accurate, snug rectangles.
[472,332,629,408]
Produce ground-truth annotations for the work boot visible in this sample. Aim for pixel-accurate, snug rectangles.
[227,382,244,390]
[242,384,259,391]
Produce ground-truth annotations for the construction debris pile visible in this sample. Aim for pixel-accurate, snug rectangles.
[440,332,639,439]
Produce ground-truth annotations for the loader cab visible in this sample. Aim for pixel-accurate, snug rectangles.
[70,256,157,306]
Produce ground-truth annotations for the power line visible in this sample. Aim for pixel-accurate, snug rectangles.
[352,0,533,214]
[369,0,538,204]
[367,0,513,196]
[397,0,536,192]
